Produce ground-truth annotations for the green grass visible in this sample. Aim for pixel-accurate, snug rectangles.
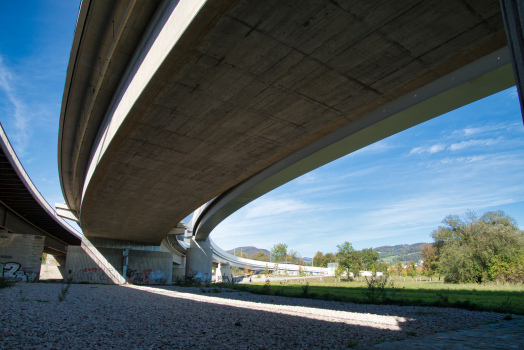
[225,276,524,315]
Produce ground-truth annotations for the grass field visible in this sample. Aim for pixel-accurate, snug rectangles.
[226,276,524,315]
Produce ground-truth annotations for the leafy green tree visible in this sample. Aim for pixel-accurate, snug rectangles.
[271,243,288,262]
[488,250,524,283]
[250,251,270,262]
[324,253,337,264]
[235,252,247,258]
[388,265,395,276]
[336,242,362,278]
[361,248,380,270]
[407,261,417,277]
[433,211,524,283]
[313,251,326,267]
[376,262,388,273]
[420,243,438,276]
[395,261,403,276]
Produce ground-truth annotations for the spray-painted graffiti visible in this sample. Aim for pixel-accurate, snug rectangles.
[73,267,167,284]
[73,266,120,283]
[126,268,166,285]
[0,262,28,282]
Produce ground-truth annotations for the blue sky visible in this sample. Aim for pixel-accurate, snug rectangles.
[1,2,523,258]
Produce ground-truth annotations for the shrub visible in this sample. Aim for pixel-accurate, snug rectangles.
[261,281,271,295]
[58,276,74,302]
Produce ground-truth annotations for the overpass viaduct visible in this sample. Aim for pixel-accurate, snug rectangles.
[58,0,523,282]
[0,123,82,281]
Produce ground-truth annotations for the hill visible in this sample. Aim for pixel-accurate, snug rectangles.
[226,246,270,258]
[374,242,428,264]
[227,246,312,263]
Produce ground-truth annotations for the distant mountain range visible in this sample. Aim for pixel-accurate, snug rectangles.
[227,246,312,263]
[227,243,428,265]
[375,243,428,264]
[226,246,270,258]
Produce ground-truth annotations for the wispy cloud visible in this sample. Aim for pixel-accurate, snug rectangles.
[245,199,312,219]
[409,143,445,155]
[449,138,499,151]
[0,56,31,155]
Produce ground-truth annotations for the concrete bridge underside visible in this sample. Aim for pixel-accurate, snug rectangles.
[60,0,517,248]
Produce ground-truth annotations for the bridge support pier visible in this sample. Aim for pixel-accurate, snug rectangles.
[185,238,212,282]
[216,262,232,283]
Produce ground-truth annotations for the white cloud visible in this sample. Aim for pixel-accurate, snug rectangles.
[449,138,498,151]
[409,143,445,155]
[245,199,312,219]
[0,56,31,155]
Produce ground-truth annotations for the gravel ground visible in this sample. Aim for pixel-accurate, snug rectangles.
[0,283,517,349]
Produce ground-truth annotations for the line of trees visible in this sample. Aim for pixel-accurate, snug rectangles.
[421,211,524,284]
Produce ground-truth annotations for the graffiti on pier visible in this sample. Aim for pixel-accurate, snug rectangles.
[0,262,29,282]
[127,268,166,285]
[74,266,120,282]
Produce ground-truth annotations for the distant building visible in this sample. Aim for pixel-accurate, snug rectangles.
[327,262,338,275]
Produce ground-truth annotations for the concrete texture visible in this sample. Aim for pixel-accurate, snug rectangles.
[39,254,65,280]
[59,0,511,244]
[185,238,213,281]
[64,240,173,285]
[0,233,44,282]
[0,123,81,249]
[215,262,232,282]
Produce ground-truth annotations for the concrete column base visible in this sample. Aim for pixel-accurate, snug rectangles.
[216,262,232,283]
[0,233,44,282]
[185,238,212,282]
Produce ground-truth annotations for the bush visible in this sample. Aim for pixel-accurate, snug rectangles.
[364,276,394,303]
[261,281,271,295]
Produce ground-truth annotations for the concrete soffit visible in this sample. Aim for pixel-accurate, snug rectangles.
[0,123,83,241]
[193,47,516,241]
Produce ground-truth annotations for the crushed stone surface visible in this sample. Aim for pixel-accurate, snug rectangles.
[0,283,519,349]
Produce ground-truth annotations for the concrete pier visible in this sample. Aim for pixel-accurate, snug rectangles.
[185,238,212,282]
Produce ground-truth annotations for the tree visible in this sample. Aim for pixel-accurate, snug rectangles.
[336,242,361,279]
[432,211,524,283]
[250,251,270,262]
[324,253,337,264]
[376,262,388,273]
[407,261,417,277]
[313,251,326,267]
[271,243,288,262]
[388,265,395,276]
[361,248,380,271]
[235,252,247,258]
[263,264,270,277]
[395,261,403,276]
[420,243,438,276]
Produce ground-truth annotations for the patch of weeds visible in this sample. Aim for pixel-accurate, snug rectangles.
[18,289,28,302]
[274,287,285,296]
[503,314,513,321]
[347,339,359,348]
[301,282,310,297]
[200,288,207,293]
[212,288,221,293]
[261,281,271,295]
[374,338,384,345]
[435,292,449,305]
[406,331,417,337]
[58,276,73,302]
[0,277,15,289]
[35,300,50,303]
[364,276,394,303]
[415,310,441,316]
